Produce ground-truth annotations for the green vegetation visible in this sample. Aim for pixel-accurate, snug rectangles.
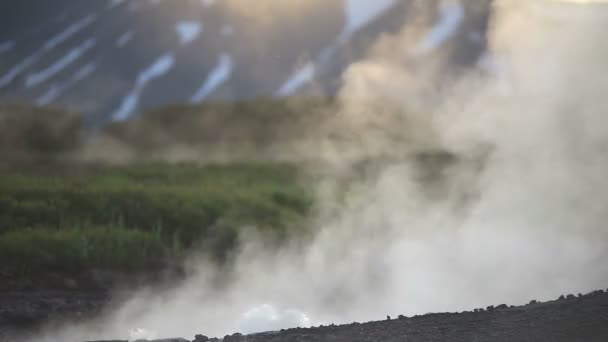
[0,99,329,288]
[0,98,336,164]
[0,162,312,280]
[98,97,336,162]
[0,226,167,274]
[0,103,82,160]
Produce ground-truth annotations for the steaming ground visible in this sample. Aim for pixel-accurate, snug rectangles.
[31,0,608,340]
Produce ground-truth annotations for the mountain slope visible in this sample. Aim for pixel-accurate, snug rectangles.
[0,0,491,124]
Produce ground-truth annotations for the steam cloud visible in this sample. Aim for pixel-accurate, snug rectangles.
[32,0,608,340]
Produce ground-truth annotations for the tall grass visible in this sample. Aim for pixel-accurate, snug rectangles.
[0,162,312,279]
[0,226,167,275]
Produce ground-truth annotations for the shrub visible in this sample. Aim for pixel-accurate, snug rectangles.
[0,104,82,160]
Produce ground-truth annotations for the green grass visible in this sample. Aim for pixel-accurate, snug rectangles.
[0,226,168,275]
[0,99,324,286]
[0,162,312,280]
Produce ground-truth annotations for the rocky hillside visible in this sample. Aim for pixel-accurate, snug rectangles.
[0,0,491,124]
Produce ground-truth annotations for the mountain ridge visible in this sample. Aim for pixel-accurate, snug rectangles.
[0,0,491,124]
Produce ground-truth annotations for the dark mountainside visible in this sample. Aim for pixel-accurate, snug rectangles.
[46,289,608,342]
[0,0,491,124]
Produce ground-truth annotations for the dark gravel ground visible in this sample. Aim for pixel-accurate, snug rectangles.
[0,291,111,342]
[236,290,608,342]
[2,289,608,342]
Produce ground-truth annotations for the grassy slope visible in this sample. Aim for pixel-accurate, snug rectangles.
[0,162,312,283]
[0,99,329,289]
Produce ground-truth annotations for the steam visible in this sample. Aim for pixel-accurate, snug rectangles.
[237,305,312,334]
[32,0,608,340]
[129,328,157,341]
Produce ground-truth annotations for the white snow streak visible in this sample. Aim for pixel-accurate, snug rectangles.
[44,14,97,51]
[112,53,176,121]
[340,0,396,41]
[25,39,96,88]
[72,61,97,83]
[0,54,38,88]
[191,53,233,103]
[0,14,96,88]
[36,61,97,106]
[116,31,135,48]
[36,85,63,106]
[175,21,203,45]
[107,0,125,9]
[414,0,465,54]
[275,62,315,96]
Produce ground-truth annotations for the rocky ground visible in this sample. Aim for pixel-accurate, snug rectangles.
[3,288,606,342]
[0,291,111,342]
[211,290,608,342]
[104,290,608,342]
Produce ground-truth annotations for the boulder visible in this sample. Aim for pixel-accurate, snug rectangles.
[193,334,209,342]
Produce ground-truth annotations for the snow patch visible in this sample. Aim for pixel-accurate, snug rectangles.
[276,62,315,96]
[116,31,135,48]
[107,0,125,9]
[36,61,97,106]
[340,0,396,40]
[175,21,203,45]
[45,14,97,50]
[414,0,465,54]
[317,45,338,66]
[26,39,96,88]
[0,54,39,88]
[134,55,175,95]
[0,15,96,88]
[238,305,312,335]
[72,61,97,82]
[112,53,176,121]
[36,85,64,106]
[191,53,233,103]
